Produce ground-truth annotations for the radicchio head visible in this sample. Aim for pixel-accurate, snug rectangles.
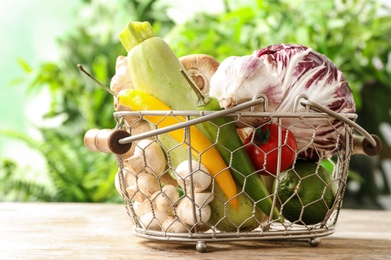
[209,44,356,160]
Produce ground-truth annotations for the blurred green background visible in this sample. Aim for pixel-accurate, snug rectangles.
[1,0,390,208]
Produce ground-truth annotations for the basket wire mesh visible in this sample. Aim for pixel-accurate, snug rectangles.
[109,96,374,252]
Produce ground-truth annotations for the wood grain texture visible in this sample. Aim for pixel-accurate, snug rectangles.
[1,203,390,259]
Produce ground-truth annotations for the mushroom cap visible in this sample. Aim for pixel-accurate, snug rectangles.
[179,54,220,94]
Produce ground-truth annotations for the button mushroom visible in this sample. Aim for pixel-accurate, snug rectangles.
[176,193,214,226]
[124,139,167,176]
[114,167,136,198]
[136,172,160,198]
[179,54,220,94]
[175,160,212,193]
[133,199,168,231]
[162,216,190,233]
[153,185,180,214]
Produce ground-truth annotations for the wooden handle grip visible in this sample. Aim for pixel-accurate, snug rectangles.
[352,134,382,156]
[84,129,132,155]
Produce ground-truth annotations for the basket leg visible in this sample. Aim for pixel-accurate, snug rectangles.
[196,241,207,253]
[309,238,321,247]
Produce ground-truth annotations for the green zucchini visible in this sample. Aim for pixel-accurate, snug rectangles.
[119,21,279,219]
[119,21,201,169]
[208,182,266,232]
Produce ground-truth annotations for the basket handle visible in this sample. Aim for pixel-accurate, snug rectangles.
[117,97,266,145]
[84,128,132,155]
[105,95,381,157]
[297,96,382,156]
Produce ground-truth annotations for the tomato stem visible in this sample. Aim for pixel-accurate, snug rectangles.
[253,124,271,145]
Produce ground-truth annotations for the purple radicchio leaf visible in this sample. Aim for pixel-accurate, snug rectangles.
[253,44,356,160]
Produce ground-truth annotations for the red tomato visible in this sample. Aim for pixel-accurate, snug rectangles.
[244,123,297,176]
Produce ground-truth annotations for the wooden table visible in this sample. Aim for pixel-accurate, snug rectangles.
[1,203,390,259]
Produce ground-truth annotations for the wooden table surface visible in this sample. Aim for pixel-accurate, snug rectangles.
[1,202,390,259]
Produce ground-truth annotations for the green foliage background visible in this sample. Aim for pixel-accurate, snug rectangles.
[1,0,390,208]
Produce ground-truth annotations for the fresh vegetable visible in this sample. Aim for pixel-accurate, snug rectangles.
[114,138,177,202]
[153,185,180,214]
[175,160,212,193]
[162,216,190,233]
[133,199,153,217]
[209,54,281,116]
[133,186,184,231]
[124,139,167,176]
[192,192,215,207]
[179,54,220,94]
[208,183,266,232]
[133,199,168,230]
[118,21,211,172]
[176,192,214,226]
[118,89,238,210]
[276,161,337,225]
[118,21,204,167]
[119,21,200,110]
[115,166,168,203]
[119,139,171,202]
[135,172,160,198]
[243,123,297,176]
[126,186,145,203]
[114,168,136,198]
[209,44,356,160]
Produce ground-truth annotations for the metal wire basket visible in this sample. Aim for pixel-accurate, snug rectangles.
[84,95,381,252]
